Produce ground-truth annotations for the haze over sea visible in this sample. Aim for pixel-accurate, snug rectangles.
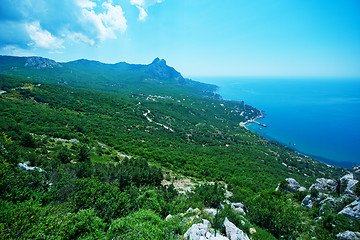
[197,77,360,169]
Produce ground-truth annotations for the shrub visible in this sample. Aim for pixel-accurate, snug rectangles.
[107,209,176,240]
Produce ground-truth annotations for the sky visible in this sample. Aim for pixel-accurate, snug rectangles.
[0,0,360,77]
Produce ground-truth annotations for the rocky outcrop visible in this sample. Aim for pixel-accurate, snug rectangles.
[24,56,62,69]
[18,162,44,172]
[276,178,306,193]
[144,57,184,81]
[184,219,228,240]
[319,197,336,215]
[224,218,250,240]
[301,194,323,209]
[336,230,360,240]
[309,178,337,192]
[286,178,301,192]
[231,203,246,215]
[203,208,217,216]
[341,173,359,197]
[338,199,360,220]
[184,219,211,240]
[354,170,360,181]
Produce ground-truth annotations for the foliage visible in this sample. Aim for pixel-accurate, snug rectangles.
[0,66,351,239]
[107,209,176,240]
[246,191,303,239]
[190,183,225,208]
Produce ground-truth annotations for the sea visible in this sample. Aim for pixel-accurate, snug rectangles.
[196,77,360,169]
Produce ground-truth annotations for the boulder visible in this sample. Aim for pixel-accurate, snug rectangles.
[301,195,317,208]
[338,199,360,220]
[309,178,337,192]
[18,162,44,172]
[208,235,229,240]
[345,179,359,196]
[319,197,336,215]
[184,219,228,240]
[336,230,360,240]
[286,178,301,192]
[165,214,172,221]
[231,203,246,215]
[354,170,360,181]
[276,178,306,193]
[224,217,250,240]
[203,208,217,216]
[298,186,307,192]
[341,173,359,196]
[184,219,210,240]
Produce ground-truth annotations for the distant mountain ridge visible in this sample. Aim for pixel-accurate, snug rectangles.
[0,55,217,95]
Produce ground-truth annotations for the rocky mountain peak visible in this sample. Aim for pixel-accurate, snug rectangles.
[151,57,167,65]
[24,56,62,69]
[145,57,183,81]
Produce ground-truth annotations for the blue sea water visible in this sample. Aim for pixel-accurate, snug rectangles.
[196,77,360,168]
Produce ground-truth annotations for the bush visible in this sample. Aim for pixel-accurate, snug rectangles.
[246,191,303,239]
[191,183,225,208]
[107,209,176,240]
[67,208,105,239]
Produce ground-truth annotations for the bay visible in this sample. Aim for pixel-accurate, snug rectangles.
[196,77,360,168]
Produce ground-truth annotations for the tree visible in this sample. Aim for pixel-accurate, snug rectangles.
[57,146,72,164]
[77,144,90,162]
[20,133,36,148]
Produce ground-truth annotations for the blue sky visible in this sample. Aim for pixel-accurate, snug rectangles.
[0,0,360,77]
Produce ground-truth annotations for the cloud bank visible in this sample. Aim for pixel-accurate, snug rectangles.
[0,0,164,51]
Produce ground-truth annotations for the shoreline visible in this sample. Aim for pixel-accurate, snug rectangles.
[239,111,266,130]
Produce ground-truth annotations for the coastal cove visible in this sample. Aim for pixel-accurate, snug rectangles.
[196,77,360,168]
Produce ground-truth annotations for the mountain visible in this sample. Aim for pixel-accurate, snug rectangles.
[0,55,356,239]
[0,55,217,96]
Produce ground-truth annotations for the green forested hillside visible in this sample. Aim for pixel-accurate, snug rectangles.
[0,57,356,239]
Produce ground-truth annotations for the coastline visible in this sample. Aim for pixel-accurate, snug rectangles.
[239,111,266,130]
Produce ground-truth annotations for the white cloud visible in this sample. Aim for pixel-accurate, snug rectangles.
[25,21,64,49]
[81,1,127,42]
[0,0,164,51]
[130,0,164,7]
[77,0,96,9]
[130,0,145,6]
[136,6,148,21]
[130,0,164,21]
[66,32,95,45]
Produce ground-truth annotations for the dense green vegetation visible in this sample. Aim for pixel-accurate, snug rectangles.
[0,57,355,239]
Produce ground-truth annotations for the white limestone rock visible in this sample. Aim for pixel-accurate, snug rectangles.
[224,217,250,240]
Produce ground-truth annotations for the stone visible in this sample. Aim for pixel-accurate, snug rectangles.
[231,203,246,215]
[276,178,306,193]
[18,162,44,172]
[338,199,360,220]
[224,217,250,240]
[165,214,172,221]
[208,235,229,240]
[354,170,360,181]
[301,195,316,208]
[319,197,336,215]
[184,219,228,240]
[286,178,301,192]
[341,174,359,196]
[309,178,337,192]
[225,190,233,198]
[203,208,218,216]
[336,230,360,240]
[184,219,210,240]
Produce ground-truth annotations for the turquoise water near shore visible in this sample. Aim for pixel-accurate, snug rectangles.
[196,77,360,168]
